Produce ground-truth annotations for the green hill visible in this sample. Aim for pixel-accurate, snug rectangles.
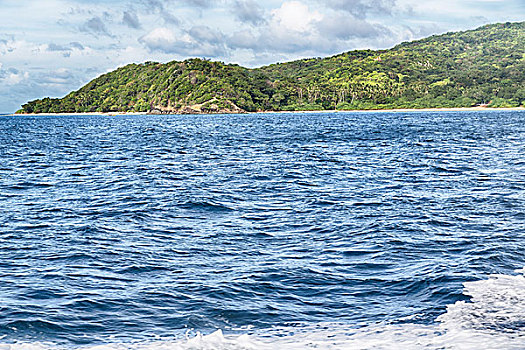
[18,21,525,114]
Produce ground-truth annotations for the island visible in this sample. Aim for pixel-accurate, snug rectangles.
[17,21,524,115]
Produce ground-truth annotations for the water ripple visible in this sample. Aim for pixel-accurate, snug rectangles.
[0,111,524,347]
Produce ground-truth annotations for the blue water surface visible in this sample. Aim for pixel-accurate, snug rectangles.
[0,111,524,346]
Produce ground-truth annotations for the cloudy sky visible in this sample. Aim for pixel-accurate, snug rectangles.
[0,0,523,112]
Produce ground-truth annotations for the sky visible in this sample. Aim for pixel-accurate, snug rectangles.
[0,0,524,112]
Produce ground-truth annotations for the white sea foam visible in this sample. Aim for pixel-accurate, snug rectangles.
[2,269,524,350]
[0,331,262,350]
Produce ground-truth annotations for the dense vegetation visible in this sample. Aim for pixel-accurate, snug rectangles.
[18,22,525,114]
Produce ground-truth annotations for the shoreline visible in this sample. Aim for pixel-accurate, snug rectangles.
[8,106,525,116]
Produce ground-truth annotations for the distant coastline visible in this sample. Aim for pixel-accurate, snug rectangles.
[16,22,525,116]
[10,106,525,117]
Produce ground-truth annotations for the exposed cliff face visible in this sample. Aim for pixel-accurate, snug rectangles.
[18,21,525,114]
[150,98,246,114]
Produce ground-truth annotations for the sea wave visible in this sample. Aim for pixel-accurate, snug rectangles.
[2,269,523,350]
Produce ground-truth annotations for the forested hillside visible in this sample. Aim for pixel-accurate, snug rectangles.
[18,21,525,114]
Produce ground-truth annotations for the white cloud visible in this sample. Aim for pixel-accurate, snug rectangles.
[227,1,393,56]
[3,71,29,85]
[140,27,178,49]
[139,26,227,56]
[271,1,322,32]
[231,0,266,25]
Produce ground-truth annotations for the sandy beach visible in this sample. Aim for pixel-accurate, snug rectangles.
[8,106,525,117]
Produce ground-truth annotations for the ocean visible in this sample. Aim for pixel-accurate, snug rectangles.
[0,111,523,349]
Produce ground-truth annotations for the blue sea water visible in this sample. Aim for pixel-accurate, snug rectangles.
[0,111,524,349]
